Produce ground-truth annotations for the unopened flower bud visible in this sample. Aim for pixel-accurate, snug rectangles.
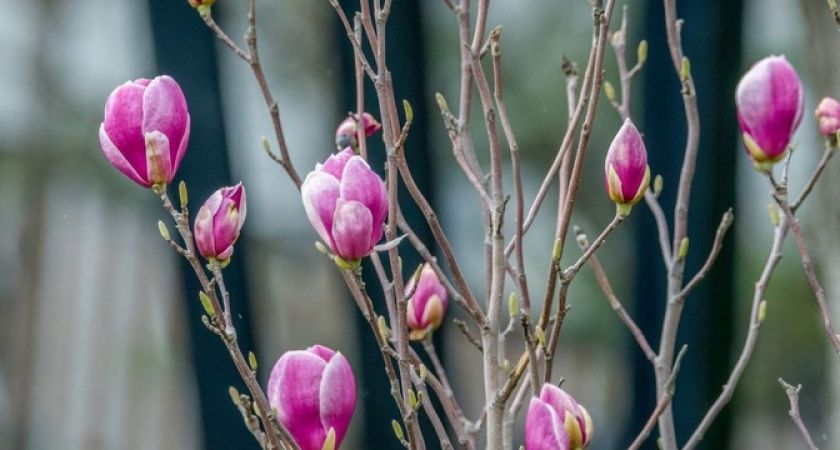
[194,183,247,263]
[302,149,388,263]
[816,97,840,138]
[605,119,650,216]
[188,0,216,8]
[268,345,356,450]
[406,264,448,340]
[99,76,190,188]
[335,112,382,150]
[526,384,594,450]
[736,55,804,169]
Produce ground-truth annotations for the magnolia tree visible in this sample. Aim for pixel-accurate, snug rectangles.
[97,0,840,449]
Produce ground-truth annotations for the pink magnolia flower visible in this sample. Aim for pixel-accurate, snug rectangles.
[604,119,650,215]
[735,55,804,167]
[99,76,190,188]
[194,183,247,262]
[526,384,594,450]
[816,97,840,138]
[301,148,388,264]
[406,264,449,340]
[335,112,382,150]
[268,345,356,450]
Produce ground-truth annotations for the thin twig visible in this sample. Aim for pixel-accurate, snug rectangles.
[576,240,656,362]
[683,220,788,449]
[792,140,835,212]
[778,379,820,450]
[678,209,734,299]
[769,175,840,357]
[562,213,625,280]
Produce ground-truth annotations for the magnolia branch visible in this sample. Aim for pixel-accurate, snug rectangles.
[155,188,296,450]
[778,379,820,450]
[769,175,840,357]
[683,220,788,449]
[576,236,656,362]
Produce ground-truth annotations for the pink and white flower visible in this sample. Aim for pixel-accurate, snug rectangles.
[736,55,804,167]
[267,345,356,450]
[301,149,388,264]
[99,76,190,188]
[194,183,247,263]
[406,264,448,340]
[526,384,593,450]
[604,119,650,215]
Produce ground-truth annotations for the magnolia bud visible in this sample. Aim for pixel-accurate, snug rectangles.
[194,183,247,263]
[99,76,190,188]
[736,55,804,169]
[605,119,651,216]
[406,264,449,340]
[526,384,594,450]
[816,97,840,138]
[301,149,388,263]
[267,345,356,450]
[335,112,382,150]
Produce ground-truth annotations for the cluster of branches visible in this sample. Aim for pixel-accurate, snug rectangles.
[148,0,840,449]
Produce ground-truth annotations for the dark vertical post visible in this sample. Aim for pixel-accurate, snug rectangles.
[147,2,260,448]
[631,0,743,447]
[335,1,439,447]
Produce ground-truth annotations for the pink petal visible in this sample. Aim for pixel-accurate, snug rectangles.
[308,345,337,362]
[194,205,216,259]
[541,384,581,420]
[268,352,328,450]
[172,114,191,177]
[406,299,422,329]
[526,398,569,450]
[142,76,189,168]
[319,352,356,449]
[103,81,147,177]
[339,156,387,245]
[99,123,149,187]
[320,148,355,179]
[302,171,341,250]
[332,199,374,260]
[144,131,172,185]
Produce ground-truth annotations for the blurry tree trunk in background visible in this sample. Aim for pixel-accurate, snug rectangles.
[799,0,840,443]
[633,0,742,447]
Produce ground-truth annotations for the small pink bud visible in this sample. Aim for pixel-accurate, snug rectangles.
[526,384,593,450]
[406,264,449,340]
[816,97,840,138]
[604,119,650,215]
[735,55,804,166]
[301,149,388,263]
[188,0,216,8]
[99,76,190,188]
[194,183,247,262]
[267,345,356,450]
[335,113,382,150]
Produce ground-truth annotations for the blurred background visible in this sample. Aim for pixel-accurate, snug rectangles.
[0,0,838,448]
